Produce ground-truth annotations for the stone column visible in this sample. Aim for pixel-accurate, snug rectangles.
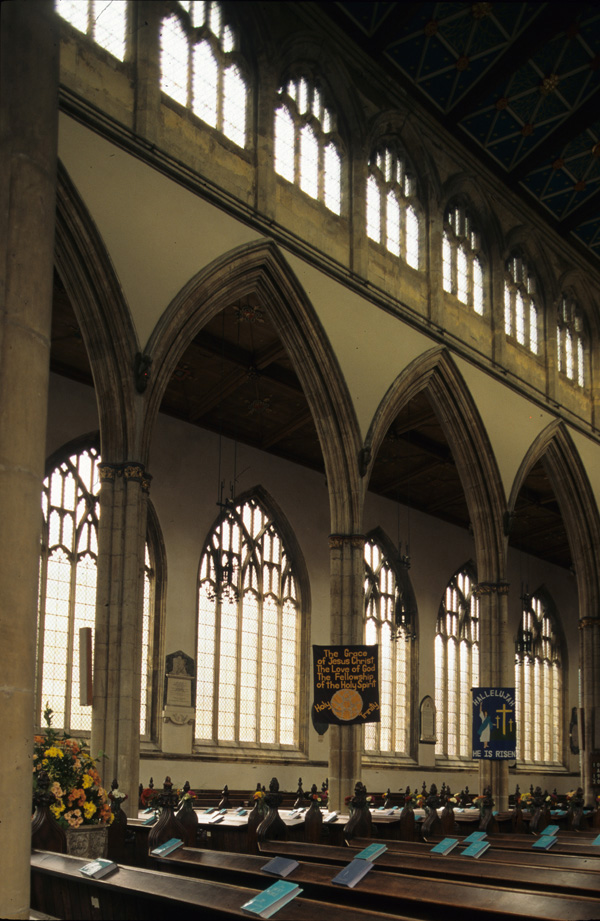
[579,617,600,804]
[327,534,365,812]
[475,580,511,811]
[92,463,151,818]
[0,3,59,918]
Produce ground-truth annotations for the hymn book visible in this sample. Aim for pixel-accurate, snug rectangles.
[150,837,184,856]
[430,837,459,855]
[462,831,487,845]
[79,858,118,879]
[241,880,302,918]
[353,843,387,861]
[261,856,300,878]
[462,840,490,858]
[331,858,374,888]
[532,835,558,850]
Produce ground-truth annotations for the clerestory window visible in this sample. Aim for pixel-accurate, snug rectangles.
[557,293,587,389]
[363,535,415,757]
[504,253,539,355]
[366,146,420,269]
[515,593,563,765]
[435,564,479,759]
[55,0,128,61]
[275,76,342,215]
[442,203,484,314]
[160,0,248,148]
[36,444,160,739]
[195,495,301,749]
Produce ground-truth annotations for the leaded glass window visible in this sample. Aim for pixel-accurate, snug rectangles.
[363,536,414,756]
[55,0,127,60]
[160,1,248,147]
[366,146,420,268]
[504,254,539,355]
[515,594,563,764]
[275,76,342,215]
[196,496,300,747]
[442,203,484,314]
[557,294,587,388]
[435,565,479,758]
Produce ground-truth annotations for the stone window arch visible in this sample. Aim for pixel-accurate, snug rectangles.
[435,563,479,759]
[442,201,484,315]
[195,491,303,751]
[160,0,249,148]
[366,143,421,269]
[515,591,563,765]
[504,251,540,355]
[557,291,588,389]
[274,73,342,215]
[55,0,128,61]
[363,532,415,757]
[36,441,161,738]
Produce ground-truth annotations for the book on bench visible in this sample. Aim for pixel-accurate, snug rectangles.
[542,824,560,836]
[79,858,118,879]
[592,833,600,846]
[462,831,487,845]
[430,837,459,855]
[324,811,338,823]
[241,880,303,918]
[261,856,300,878]
[532,835,558,850]
[353,843,387,861]
[461,840,490,859]
[331,858,374,888]
[150,837,184,856]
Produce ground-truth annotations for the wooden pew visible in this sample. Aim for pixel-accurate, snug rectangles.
[31,850,409,921]
[150,842,600,920]
[155,839,600,903]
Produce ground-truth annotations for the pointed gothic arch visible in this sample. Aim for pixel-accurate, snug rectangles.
[508,421,600,617]
[143,239,362,532]
[362,347,506,582]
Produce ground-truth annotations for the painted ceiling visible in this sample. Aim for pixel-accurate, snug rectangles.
[319,1,600,265]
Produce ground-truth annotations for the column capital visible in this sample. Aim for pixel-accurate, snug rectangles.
[473,580,510,596]
[328,534,366,550]
[98,461,152,493]
[579,616,600,630]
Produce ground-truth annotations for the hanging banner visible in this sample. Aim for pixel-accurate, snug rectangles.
[472,687,516,760]
[312,645,379,725]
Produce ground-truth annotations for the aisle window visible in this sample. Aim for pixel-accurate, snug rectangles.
[442,203,484,314]
[55,0,128,60]
[275,76,342,214]
[435,564,479,758]
[196,495,301,748]
[363,535,414,757]
[366,146,420,269]
[36,445,159,738]
[160,1,248,148]
[515,593,563,764]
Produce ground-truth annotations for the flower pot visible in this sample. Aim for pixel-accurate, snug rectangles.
[65,824,108,858]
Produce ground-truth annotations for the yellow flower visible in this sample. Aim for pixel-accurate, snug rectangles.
[50,802,65,818]
[44,747,64,759]
[83,802,97,820]
[82,774,93,789]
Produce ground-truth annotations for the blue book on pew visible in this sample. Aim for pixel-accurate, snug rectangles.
[150,837,183,856]
[532,835,558,850]
[430,837,459,855]
[241,880,302,918]
[592,834,600,846]
[261,856,300,878]
[79,858,118,879]
[462,831,487,845]
[543,824,560,836]
[332,858,374,888]
[142,814,157,825]
[353,842,387,862]
[462,840,490,859]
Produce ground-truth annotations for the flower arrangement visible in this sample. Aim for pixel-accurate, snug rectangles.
[140,787,159,809]
[253,789,266,801]
[33,707,112,829]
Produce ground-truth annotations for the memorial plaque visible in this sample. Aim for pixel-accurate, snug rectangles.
[420,696,436,743]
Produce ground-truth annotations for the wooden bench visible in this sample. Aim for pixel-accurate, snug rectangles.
[30,850,410,921]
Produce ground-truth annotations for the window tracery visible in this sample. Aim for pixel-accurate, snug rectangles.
[160,1,248,148]
[515,593,563,765]
[557,293,587,388]
[275,76,342,214]
[435,565,479,759]
[442,203,484,314]
[363,536,414,757]
[195,495,301,748]
[367,146,420,268]
[504,253,539,355]
[56,0,127,60]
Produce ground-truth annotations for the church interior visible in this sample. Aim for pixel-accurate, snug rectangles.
[3,1,600,917]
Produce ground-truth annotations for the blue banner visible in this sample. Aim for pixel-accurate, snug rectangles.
[472,687,516,760]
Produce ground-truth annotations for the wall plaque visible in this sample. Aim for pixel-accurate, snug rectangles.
[420,695,436,743]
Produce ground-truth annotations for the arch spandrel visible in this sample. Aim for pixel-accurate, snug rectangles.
[143,240,362,534]
[508,422,600,616]
[362,348,506,582]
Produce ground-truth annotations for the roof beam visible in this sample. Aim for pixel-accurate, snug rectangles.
[560,184,600,233]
